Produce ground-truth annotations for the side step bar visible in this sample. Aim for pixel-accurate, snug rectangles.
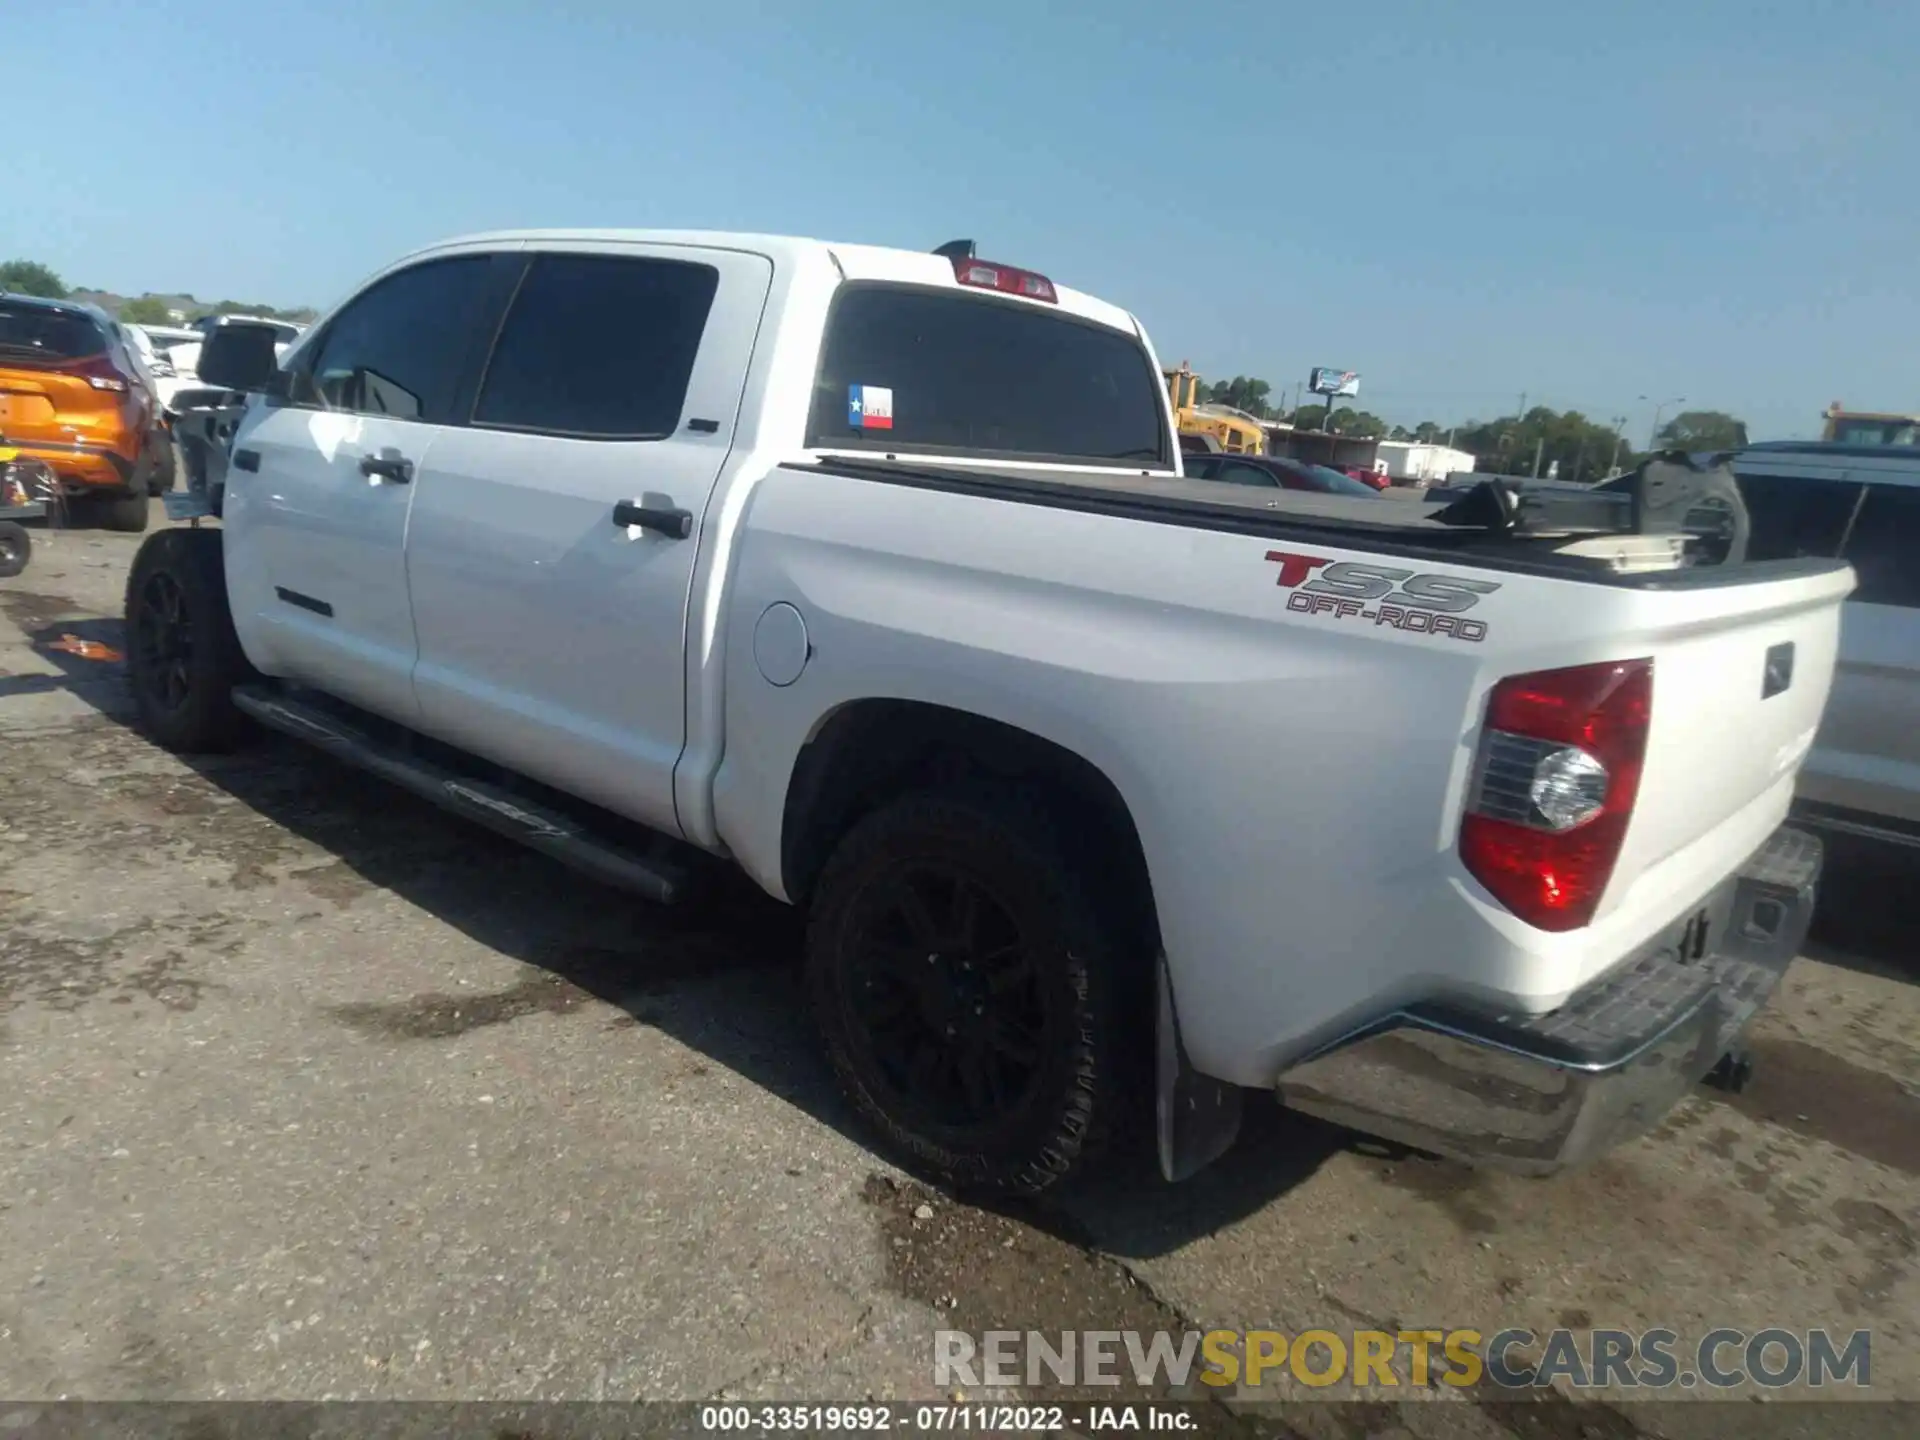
[1791,802,1920,853]
[231,685,690,904]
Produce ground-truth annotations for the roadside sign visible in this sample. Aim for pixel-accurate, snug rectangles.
[1309,368,1360,398]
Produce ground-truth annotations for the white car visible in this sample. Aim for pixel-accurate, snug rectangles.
[1735,441,1920,850]
[164,316,305,502]
[122,323,207,413]
[122,228,1848,1194]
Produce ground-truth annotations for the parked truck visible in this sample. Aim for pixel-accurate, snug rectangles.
[129,228,1847,1195]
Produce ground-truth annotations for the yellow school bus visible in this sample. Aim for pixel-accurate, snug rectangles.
[1821,403,1920,445]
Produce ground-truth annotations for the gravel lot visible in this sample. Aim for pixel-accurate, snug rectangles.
[1,506,1915,1433]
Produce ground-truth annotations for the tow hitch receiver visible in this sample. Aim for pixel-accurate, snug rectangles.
[1703,1048,1755,1094]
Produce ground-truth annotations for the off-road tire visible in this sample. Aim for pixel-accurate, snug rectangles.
[147,435,178,496]
[100,488,151,533]
[806,786,1136,1196]
[124,527,256,752]
[0,522,29,578]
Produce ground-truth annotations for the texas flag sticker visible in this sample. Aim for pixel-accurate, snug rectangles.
[848,384,894,430]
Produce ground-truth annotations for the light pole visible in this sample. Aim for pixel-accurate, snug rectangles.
[1640,394,1685,451]
[1610,415,1629,475]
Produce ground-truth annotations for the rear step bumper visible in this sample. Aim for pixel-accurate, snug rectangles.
[230,685,690,904]
[1275,826,1821,1174]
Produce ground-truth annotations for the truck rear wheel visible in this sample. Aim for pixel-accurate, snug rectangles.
[806,787,1132,1196]
[124,527,256,752]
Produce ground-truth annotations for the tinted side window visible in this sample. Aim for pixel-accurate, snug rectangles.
[473,254,719,439]
[303,257,492,423]
[807,285,1169,466]
[1843,484,1920,609]
[1183,455,1220,478]
[1737,474,1864,562]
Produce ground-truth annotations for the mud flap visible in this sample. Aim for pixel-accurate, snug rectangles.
[1156,954,1243,1182]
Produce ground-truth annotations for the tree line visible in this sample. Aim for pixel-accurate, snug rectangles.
[1197,373,1749,482]
[0,258,316,326]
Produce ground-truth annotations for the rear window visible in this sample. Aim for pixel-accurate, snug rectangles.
[1737,473,1864,561]
[0,303,107,363]
[807,285,1169,467]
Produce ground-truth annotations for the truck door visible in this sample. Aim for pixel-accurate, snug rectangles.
[403,244,773,838]
[1825,482,1920,828]
[220,253,508,723]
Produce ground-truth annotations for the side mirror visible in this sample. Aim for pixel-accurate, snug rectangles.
[195,320,282,392]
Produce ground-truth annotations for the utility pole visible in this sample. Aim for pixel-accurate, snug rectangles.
[1610,415,1628,475]
[1517,392,1527,420]
[1640,394,1685,451]
[1531,435,1545,478]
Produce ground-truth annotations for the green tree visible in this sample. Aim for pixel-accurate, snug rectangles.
[1655,409,1748,453]
[1451,407,1635,483]
[1290,403,1387,437]
[189,299,312,323]
[0,259,69,299]
[118,296,174,325]
[1203,376,1274,418]
[1412,421,1446,444]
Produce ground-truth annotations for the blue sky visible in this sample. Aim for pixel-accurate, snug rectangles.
[9,0,1915,440]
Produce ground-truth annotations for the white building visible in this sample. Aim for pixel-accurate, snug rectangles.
[1374,440,1477,484]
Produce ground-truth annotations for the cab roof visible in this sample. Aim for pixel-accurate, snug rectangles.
[406,228,1143,336]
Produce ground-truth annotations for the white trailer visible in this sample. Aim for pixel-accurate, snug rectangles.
[1375,441,1476,485]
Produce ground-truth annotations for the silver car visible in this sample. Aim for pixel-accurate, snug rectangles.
[1737,442,1920,850]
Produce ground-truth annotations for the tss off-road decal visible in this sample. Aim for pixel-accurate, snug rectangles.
[1265,550,1499,642]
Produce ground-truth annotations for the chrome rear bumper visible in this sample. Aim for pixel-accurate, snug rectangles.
[1276,826,1821,1174]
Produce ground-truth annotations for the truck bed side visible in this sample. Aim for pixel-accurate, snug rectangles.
[711,462,1851,1087]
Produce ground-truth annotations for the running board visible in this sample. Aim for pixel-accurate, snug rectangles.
[230,686,689,904]
[1791,803,1920,853]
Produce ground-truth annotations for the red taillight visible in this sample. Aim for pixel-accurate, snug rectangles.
[68,354,129,393]
[1459,658,1653,932]
[950,256,1058,303]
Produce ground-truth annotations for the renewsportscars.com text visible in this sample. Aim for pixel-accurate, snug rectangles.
[934,1327,1872,1391]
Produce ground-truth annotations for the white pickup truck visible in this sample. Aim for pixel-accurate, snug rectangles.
[124,229,1850,1194]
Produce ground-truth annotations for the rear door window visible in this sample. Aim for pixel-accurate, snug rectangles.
[473,254,720,439]
[0,303,107,364]
[808,285,1170,467]
[1217,461,1281,488]
[1842,484,1920,609]
[1737,473,1865,562]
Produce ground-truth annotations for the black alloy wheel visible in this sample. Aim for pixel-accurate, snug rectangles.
[842,860,1050,1137]
[122,527,254,752]
[133,568,193,714]
[807,788,1136,1195]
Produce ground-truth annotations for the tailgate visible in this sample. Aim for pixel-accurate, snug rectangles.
[0,370,60,433]
[1602,562,1853,916]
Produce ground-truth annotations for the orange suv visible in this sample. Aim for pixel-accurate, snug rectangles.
[0,293,166,531]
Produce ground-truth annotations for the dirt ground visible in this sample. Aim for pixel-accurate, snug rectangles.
[1,506,1914,1436]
